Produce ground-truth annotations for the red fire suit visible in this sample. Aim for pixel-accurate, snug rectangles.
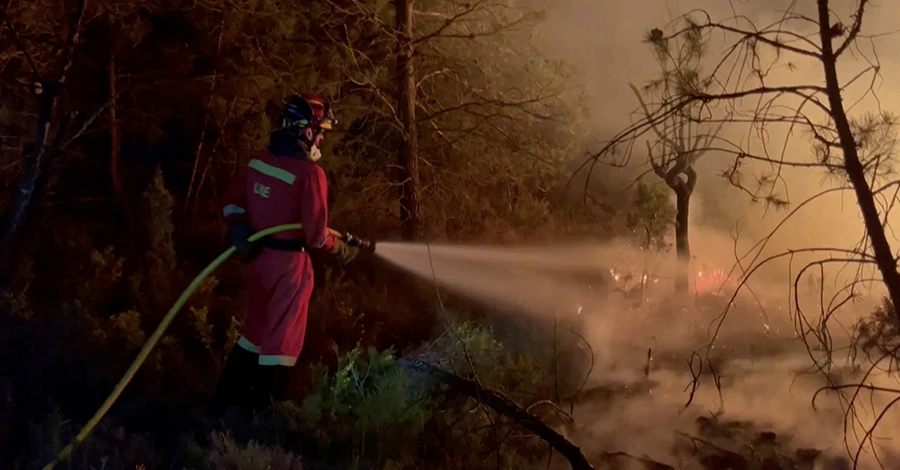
[221,149,337,367]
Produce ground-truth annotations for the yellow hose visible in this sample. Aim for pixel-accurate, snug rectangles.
[41,223,304,470]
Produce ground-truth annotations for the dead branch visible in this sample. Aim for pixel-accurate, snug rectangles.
[183,15,226,217]
[402,358,596,470]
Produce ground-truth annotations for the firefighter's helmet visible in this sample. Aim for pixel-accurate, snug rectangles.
[280,92,336,132]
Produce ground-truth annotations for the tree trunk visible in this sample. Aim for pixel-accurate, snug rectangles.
[395,0,420,241]
[673,185,691,293]
[109,45,122,200]
[0,0,86,246]
[0,85,58,245]
[816,0,900,316]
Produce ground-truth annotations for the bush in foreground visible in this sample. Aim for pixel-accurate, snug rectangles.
[13,321,577,470]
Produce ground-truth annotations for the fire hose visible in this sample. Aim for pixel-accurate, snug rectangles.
[41,223,375,470]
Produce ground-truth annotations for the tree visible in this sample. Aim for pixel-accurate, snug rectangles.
[325,0,575,242]
[581,0,900,462]
[628,27,723,294]
[411,2,574,239]
[395,0,419,240]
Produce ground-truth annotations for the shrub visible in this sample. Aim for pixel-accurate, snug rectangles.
[203,431,304,470]
[292,345,431,468]
[421,322,560,469]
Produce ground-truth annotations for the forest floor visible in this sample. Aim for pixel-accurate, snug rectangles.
[568,325,863,470]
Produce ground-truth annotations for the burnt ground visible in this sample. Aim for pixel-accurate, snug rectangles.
[553,293,884,470]
[565,353,862,469]
[589,415,853,470]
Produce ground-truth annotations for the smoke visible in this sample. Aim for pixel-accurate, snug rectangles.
[376,224,895,467]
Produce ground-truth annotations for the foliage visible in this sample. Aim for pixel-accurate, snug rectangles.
[815,111,900,186]
[625,181,675,251]
[295,345,431,466]
[645,20,708,98]
[291,324,567,469]
[851,297,900,368]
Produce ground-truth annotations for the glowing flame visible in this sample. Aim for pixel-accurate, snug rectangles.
[693,268,736,295]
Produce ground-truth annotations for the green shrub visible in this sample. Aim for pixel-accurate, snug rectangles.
[423,322,558,469]
[275,322,569,469]
[292,345,431,468]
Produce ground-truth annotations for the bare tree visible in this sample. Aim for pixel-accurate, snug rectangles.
[628,26,723,293]
[579,0,900,463]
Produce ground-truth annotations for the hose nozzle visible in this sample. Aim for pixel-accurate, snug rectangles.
[343,233,376,254]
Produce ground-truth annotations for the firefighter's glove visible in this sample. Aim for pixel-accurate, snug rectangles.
[228,221,255,254]
[332,237,359,266]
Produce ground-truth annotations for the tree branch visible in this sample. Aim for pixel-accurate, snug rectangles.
[835,0,869,57]
[412,0,484,45]
[683,18,822,59]
[402,359,596,470]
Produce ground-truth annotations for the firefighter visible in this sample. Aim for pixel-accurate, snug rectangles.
[213,92,358,411]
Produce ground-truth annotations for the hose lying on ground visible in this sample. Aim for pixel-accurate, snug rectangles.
[41,223,304,470]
